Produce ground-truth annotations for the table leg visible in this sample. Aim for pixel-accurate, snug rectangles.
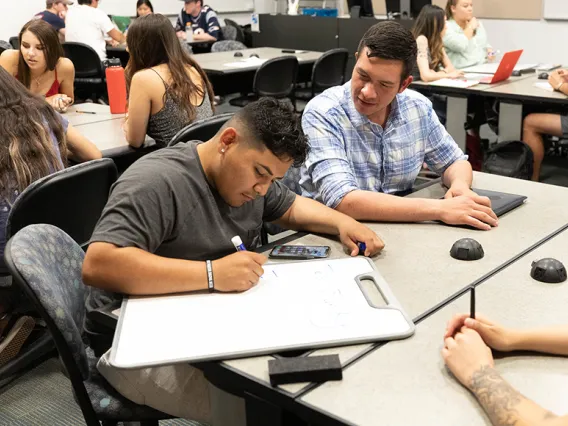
[498,102,523,142]
[446,96,468,152]
[209,382,247,426]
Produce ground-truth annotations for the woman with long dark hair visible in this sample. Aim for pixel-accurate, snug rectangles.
[123,13,215,147]
[0,19,75,112]
[136,0,154,17]
[412,5,462,82]
[0,66,101,266]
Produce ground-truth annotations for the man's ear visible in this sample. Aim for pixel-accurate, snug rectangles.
[218,127,238,153]
[399,75,414,94]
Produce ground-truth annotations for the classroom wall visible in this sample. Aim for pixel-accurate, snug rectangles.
[0,0,44,41]
[482,18,568,65]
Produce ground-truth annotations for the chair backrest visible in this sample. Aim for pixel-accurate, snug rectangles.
[224,19,245,43]
[62,42,105,79]
[311,48,349,96]
[4,224,99,425]
[211,40,246,53]
[9,36,18,49]
[168,113,234,147]
[221,25,237,41]
[0,40,11,54]
[6,158,118,249]
[254,56,299,98]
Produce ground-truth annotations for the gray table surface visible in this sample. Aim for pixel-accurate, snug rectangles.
[66,103,123,127]
[73,118,155,157]
[222,172,568,396]
[193,47,322,74]
[485,73,568,103]
[300,226,568,426]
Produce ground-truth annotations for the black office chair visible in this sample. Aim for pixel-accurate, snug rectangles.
[62,42,106,101]
[168,113,234,147]
[6,158,117,249]
[9,36,18,49]
[4,224,174,426]
[295,48,349,101]
[224,19,246,44]
[0,40,11,54]
[229,56,299,110]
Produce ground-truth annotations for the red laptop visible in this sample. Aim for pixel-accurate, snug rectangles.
[478,50,524,84]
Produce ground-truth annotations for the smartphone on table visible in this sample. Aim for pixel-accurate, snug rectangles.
[269,245,331,260]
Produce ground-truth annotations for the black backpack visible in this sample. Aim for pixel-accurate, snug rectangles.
[482,141,534,180]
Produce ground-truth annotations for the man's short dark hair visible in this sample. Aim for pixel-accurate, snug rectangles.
[232,98,309,167]
[77,0,93,5]
[357,21,417,82]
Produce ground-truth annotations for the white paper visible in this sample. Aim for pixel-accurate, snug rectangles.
[462,63,538,74]
[534,82,554,92]
[251,13,259,32]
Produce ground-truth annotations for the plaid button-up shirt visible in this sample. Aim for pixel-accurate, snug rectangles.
[284,81,466,208]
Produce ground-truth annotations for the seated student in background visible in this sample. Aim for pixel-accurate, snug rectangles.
[34,0,74,42]
[175,0,222,42]
[284,21,498,231]
[443,313,568,425]
[443,0,494,69]
[522,70,568,181]
[136,0,154,17]
[0,66,101,269]
[0,20,75,113]
[124,14,215,147]
[412,5,463,82]
[82,98,384,420]
[65,0,125,61]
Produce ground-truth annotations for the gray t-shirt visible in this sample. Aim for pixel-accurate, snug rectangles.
[85,142,296,334]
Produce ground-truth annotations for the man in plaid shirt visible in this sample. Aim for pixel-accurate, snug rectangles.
[285,21,498,231]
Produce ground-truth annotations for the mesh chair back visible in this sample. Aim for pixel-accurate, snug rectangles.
[169,113,234,147]
[221,25,237,41]
[62,42,105,79]
[9,36,18,49]
[211,40,247,52]
[6,158,117,249]
[224,19,245,43]
[4,224,98,424]
[254,56,298,98]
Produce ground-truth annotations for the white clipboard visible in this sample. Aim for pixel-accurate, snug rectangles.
[110,257,415,369]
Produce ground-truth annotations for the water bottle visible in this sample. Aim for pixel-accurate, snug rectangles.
[185,23,194,42]
[104,58,127,114]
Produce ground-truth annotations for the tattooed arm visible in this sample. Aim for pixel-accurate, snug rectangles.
[443,327,568,426]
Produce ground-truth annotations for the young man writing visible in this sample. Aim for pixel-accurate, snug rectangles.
[82,98,384,421]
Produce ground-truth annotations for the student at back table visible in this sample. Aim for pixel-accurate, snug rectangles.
[443,0,494,69]
[34,0,73,42]
[284,21,498,231]
[443,313,568,425]
[82,98,384,420]
[412,5,463,83]
[124,13,214,148]
[175,0,222,42]
[523,69,568,181]
[0,20,74,113]
[65,0,125,61]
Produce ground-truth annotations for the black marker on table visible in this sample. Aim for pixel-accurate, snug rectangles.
[75,111,97,114]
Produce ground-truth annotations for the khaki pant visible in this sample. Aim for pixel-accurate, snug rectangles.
[97,350,214,423]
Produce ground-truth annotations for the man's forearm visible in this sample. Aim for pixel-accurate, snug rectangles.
[510,326,568,356]
[469,365,558,426]
[275,195,353,236]
[335,189,441,222]
[83,243,207,295]
[442,160,473,189]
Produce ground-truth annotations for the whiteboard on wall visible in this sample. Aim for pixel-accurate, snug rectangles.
[544,0,568,20]
[99,0,253,17]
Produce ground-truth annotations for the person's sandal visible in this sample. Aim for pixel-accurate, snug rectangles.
[0,316,36,367]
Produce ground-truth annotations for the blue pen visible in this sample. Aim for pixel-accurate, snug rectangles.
[357,242,366,255]
[231,235,247,252]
